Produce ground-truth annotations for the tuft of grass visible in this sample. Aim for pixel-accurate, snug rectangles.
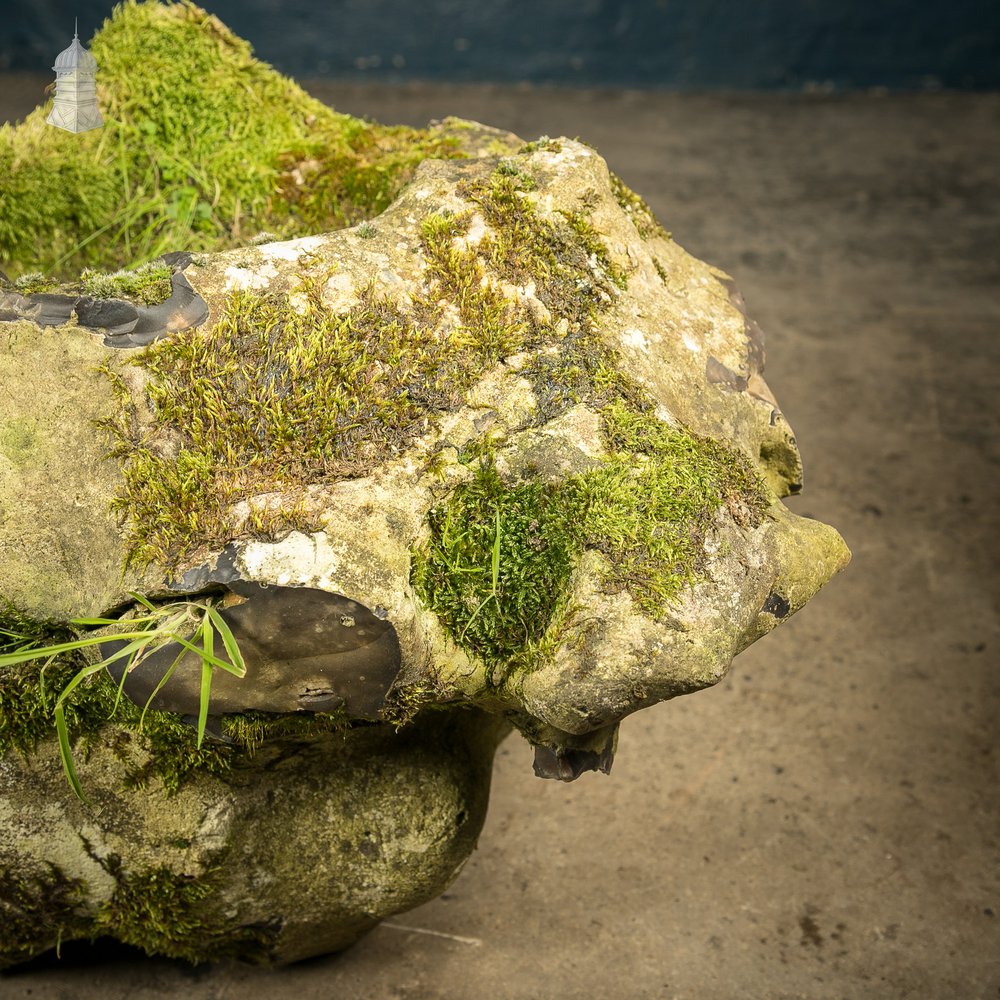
[0,599,351,797]
[0,594,247,802]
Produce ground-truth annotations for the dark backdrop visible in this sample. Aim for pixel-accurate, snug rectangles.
[2,0,998,89]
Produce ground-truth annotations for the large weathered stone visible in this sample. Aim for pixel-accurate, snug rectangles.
[0,5,849,970]
[0,710,506,967]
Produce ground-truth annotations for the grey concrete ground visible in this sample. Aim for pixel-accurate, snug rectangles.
[1,80,998,999]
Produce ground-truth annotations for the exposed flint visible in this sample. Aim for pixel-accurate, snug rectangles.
[531,723,618,781]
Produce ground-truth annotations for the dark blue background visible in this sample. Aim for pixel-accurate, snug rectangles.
[2,0,998,89]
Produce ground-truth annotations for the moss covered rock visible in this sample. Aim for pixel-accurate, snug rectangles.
[0,707,507,967]
[0,1,848,971]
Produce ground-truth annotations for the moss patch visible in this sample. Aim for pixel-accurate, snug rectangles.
[0,1,459,278]
[11,272,59,295]
[412,403,770,678]
[104,278,464,568]
[565,401,770,615]
[411,463,578,671]
[0,864,90,967]
[96,854,277,964]
[80,261,173,305]
[609,171,671,241]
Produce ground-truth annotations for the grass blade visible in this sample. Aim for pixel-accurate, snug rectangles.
[126,592,159,611]
[171,633,242,675]
[204,606,247,677]
[491,508,502,591]
[0,632,150,666]
[53,660,115,708]
[196,622,214,748]
[54,703,90,805]
[459,592,496,642]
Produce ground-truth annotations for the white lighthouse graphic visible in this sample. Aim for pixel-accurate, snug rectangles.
[46,20,103,134]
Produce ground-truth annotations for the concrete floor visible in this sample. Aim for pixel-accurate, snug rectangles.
[1,81,998,999]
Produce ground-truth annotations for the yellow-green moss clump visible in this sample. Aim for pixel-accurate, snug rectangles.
[0,0,458,278]
[80,261,173,304]
[96,854,278,963]
[103,163,630,568]
[412,402,770,679]
[6,261,175,305]
[609,171,671,241]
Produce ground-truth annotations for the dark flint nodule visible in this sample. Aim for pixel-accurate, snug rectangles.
[102,582,402,721]
[0,264,208,347]
[531,724,617,781]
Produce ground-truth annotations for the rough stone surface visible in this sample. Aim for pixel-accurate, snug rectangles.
[0,51,848,971]
[0,710,507,968]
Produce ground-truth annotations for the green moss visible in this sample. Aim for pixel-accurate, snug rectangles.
[518,136,563,155]
[0,853,277,968]
[220,708,349,754]
[413,404,770,678]
[12,271,58,295]
[609,171,671,241]
[411,462,579,672]
[565,401,770,616]
[80,261,173,305]
[0,602,110,760]
[6,261,173,308]
[456,170,627,325]
[0,1,460,279]
[0,864,90,967]
[0,418,38,468]
[105,277,461,567]
[274,120,461,234]
[96,854,277,964]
